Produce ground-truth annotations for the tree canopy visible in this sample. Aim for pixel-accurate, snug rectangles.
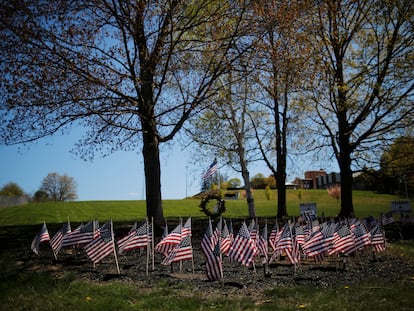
[1,0,249,225]
[300,0,414,217]
[40,172,78,202]
[1,0,413,220]
[0,182,25,197]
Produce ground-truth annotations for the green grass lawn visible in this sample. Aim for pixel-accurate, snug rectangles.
[0,190,403,226]
[0,240,413,311]
[0,190,413,311]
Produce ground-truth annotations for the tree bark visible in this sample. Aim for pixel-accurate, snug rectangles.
[240,159,255,219]
[337,132,355,218]
[142,130,164,227]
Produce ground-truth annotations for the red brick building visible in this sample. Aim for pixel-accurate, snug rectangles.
[304,170,327,189]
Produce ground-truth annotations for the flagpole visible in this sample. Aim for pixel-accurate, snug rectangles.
[111,219,121,274]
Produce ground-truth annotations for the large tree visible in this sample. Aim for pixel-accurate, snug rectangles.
[40,172,78,202]
[250,0,312,218]
[0,0,247,225]
[304,0,414,217]
[380,135,414,197]
[187,62,260,219]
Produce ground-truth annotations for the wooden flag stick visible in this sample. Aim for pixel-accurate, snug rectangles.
[93,220,96,270]
[219,218,223,279]
[151,217,155,271]
[146,218,149,275]
[47,220,58,261]
[189,218,195,274]
[111,220,121,274]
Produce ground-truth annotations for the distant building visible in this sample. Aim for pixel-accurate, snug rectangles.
[300,170,341,189]
[317,172,341,189]
[304,170,327,189]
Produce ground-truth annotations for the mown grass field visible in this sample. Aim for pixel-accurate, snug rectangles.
[1,190,413,311]
[0,190,402,226]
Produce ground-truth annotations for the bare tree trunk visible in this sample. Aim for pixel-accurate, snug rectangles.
[142,130,164,227]
[240,160,255,219]
[338,134,355,218]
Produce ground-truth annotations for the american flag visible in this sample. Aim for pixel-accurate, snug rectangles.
[274,224,293,252]
[371,223,386,253]
[49,221,71,256]
[117,222,137,251]
[182,217,192,238]
[382,212,395,226]
[303,222,336,259]
[328,222,354,255]
[84,221,114,264]
[61,220,98,247]
[350,221,371,253]
[117,221,149,254]
[205,239,223,281]
[257,223,268,262]
[228,219,234,244]
[201,219,214,255]
[248,219,258,242]
[161,234,193,265]
[31,223,50,255]
[228,222,257,267]
[220,219,231,256]
[202,159,218,179]
[272,223,299,264]
[212,218,222,248]
[155,223,181,255]
[269,221,280,251]
[294,223,305,246]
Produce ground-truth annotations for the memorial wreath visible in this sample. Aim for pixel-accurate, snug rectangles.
[199,194,226,218]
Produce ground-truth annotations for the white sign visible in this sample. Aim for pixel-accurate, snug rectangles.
[390,200,412,213]
[300,203,317,220]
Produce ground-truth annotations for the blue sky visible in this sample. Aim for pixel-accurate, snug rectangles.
[0,130,274,201]
[0,137,198,200]
[1,125,340,200]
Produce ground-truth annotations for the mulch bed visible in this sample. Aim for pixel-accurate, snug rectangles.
[2,219,414,299]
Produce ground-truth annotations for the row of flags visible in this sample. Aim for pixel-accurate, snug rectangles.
[200,215,391,280]
[31,215,392,281]
[31,218,193,274]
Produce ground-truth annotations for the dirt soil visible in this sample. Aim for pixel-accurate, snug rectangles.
[2,219,414,300]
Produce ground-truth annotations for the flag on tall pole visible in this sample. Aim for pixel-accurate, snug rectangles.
[202,159,218,180]
[31,223,50,255]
